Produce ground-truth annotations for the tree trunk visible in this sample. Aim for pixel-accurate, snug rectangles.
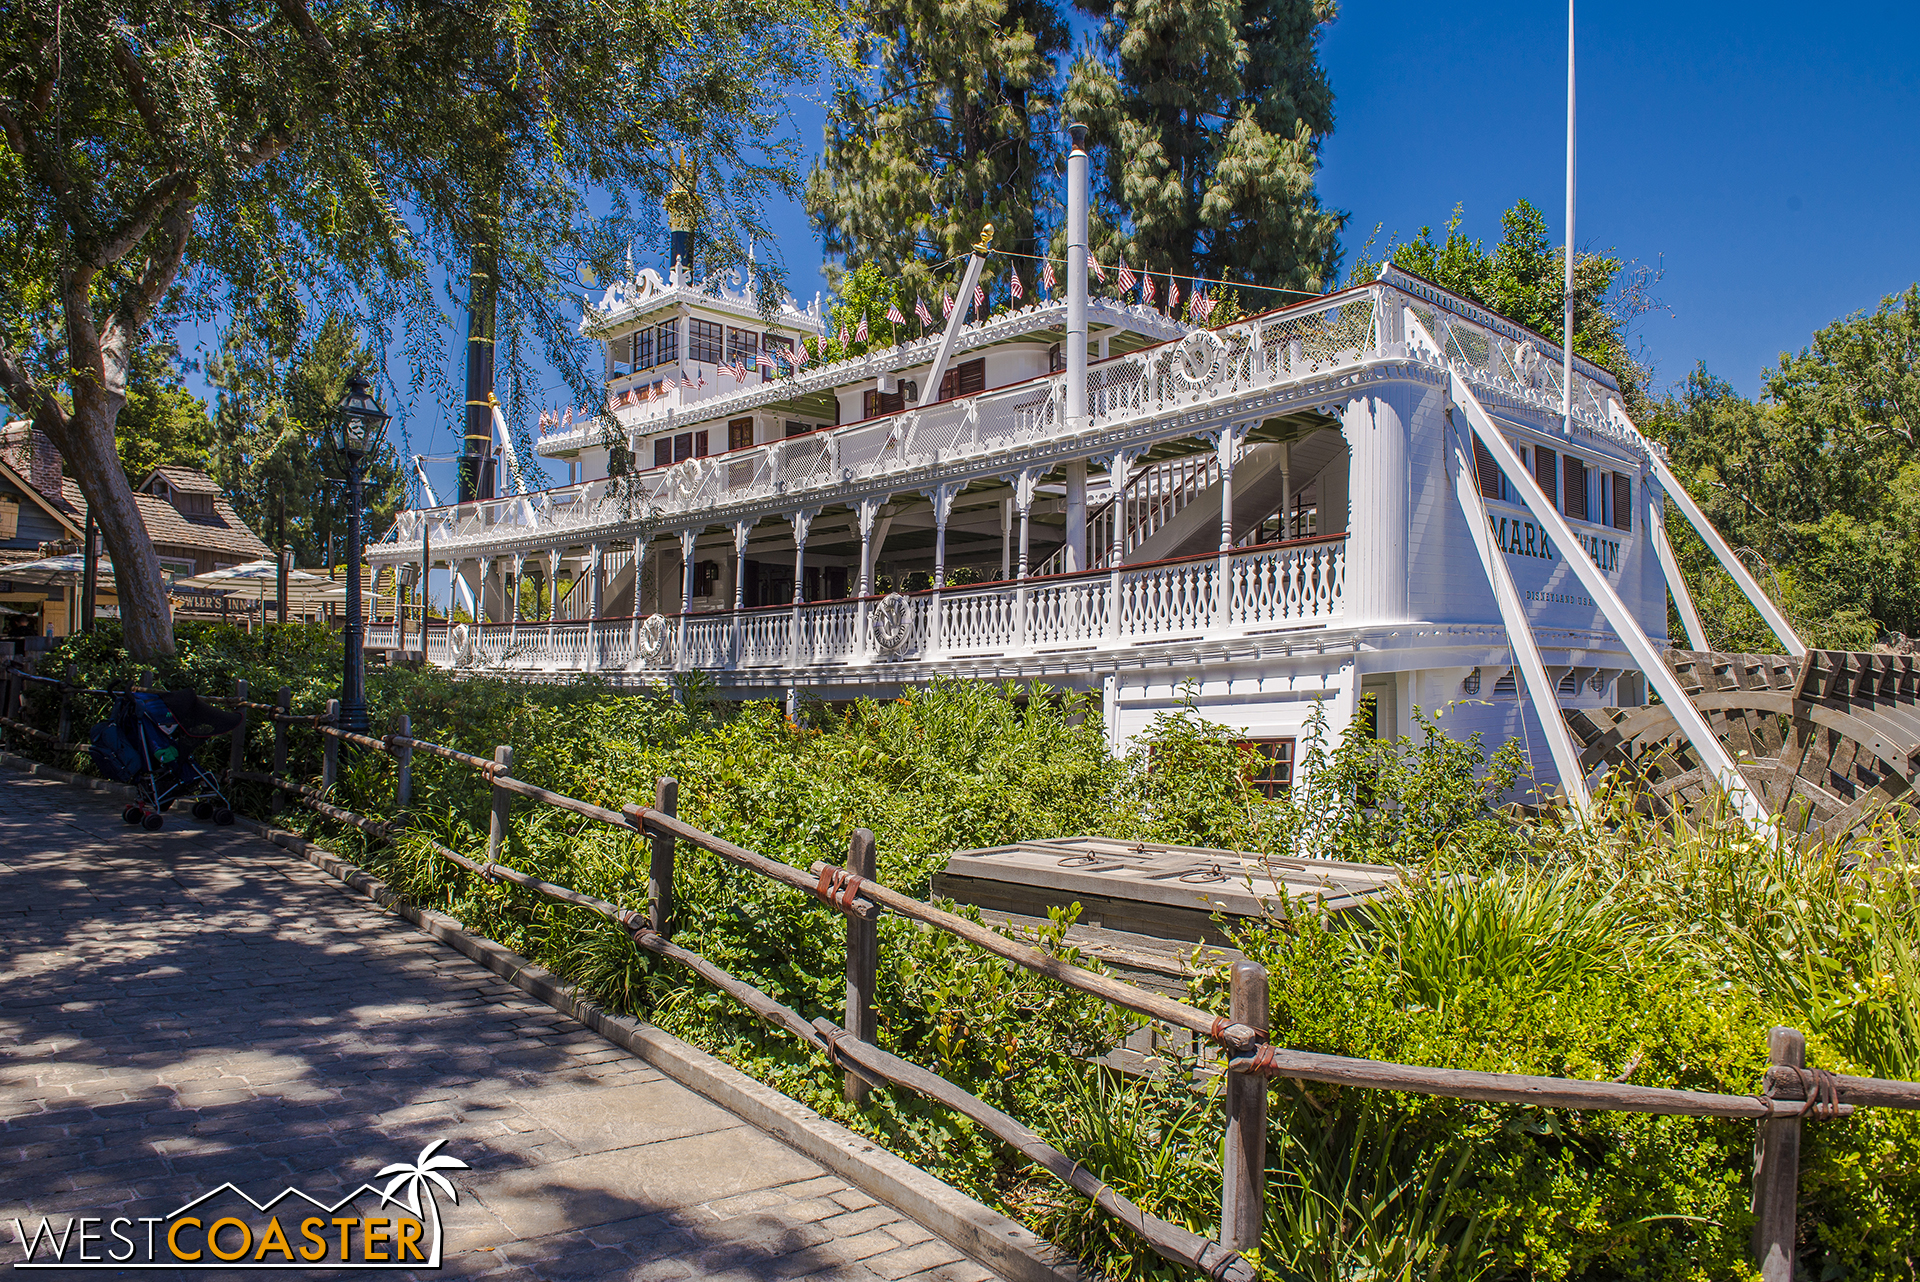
[41,380,177,660]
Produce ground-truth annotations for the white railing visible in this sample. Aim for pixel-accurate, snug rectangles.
[417,539,1345,678]
[373,280,1631,565]
[739,608,790,668]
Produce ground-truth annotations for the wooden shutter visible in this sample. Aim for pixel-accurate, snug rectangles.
[1472,438,1501,499]
[728,418,754,451]
[1532,445,1558,509]
[694,430,709,458]
[938,358,986,401]
[652,438,672,468]
[862,389,904,418]
[673,432,693,462]
[1612,472,1633,532]
[1562,455,1587,520]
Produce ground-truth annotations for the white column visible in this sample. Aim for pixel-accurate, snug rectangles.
[1214,424,1250,629]
[1064,459,1088,573]
[1340,387,1412,628]
[548,548,562,622]
[586,543,603,670]
[1278,441,1293,540]
[478,557,495,623]
[855,497,882,661]
[999,498,1012,581]
[925,482,959,657]
[788,508,818,667]
[731,519,751,666]
[1014,469,1040,652]
[1015,470,1038,581]
[628,537,649,665]
[510,552,526,633]
[1102,448,1145,642]
[732,521,751,611]
[677,528,697,670]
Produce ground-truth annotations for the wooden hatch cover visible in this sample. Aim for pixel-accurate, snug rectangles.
[931,835,1400,949]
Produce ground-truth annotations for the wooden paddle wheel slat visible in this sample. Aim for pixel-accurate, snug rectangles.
[1566,648,1920,840]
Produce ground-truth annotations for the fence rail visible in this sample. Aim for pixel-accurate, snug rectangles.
[3,657,1913,1282]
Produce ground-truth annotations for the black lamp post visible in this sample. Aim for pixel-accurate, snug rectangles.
[332,375,391,736]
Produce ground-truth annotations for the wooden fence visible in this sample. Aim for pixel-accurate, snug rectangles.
[4,660,1917,1281]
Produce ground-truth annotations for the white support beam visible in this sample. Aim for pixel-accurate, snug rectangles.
[1447,425,1593,814]
[1438,354,1769,824]
[916,237,992,410]
[1649,495,1709,651]
[1609,402,1804,658]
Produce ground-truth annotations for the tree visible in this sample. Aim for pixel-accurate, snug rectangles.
[116,340,213,484]
[0,0,837,660]
[806,0,1068,305]
[1368,200,1659,411]
[1644,289,1920,647]
[208,314,404,567]
[1065,0,1343,293]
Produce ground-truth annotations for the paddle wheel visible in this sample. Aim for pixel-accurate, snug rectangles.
[1566,649,1920,839]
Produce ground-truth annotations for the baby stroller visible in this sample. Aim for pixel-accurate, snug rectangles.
[89,688,243,831]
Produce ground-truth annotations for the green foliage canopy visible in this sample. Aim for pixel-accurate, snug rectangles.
[0,0,841,657]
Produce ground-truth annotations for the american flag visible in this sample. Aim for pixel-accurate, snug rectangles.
[1167,275,1181,313]
[1116,259,1136,293]
[941,290,953,318]
[792,346,810,370]
[886,302,905,325]
[838,326,849,346]
[915,298,933,327]
[973,284,985,317]
[1009,268,1023,300]
[561,406,572,428]
[1041,260,1056,295]
[1142,272,1156,305]
[681,372,696,388]
[1192,293,1216,322]
[855,316,869,342]
[757,349,775,370]
[645,383,658,402]
[1090,256,1107,283]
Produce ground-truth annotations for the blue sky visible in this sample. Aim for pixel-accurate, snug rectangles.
[370,1,1920,500]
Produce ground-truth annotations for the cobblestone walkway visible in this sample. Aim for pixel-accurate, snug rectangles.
[0,769,999,1281]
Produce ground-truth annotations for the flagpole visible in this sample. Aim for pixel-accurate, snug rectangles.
[1562,0,1576,438]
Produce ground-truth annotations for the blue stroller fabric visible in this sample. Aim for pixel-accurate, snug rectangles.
[89,687,243,809]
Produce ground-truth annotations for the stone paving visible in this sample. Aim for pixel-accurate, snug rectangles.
[0,769,1000,1281]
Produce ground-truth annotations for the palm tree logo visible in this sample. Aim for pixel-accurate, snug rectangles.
[375,1139,470,1267]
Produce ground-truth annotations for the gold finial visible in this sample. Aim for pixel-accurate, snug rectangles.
[974,223,995,254]
[665,146,699,234]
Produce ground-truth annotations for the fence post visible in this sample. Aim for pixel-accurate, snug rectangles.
[322,698,340,792]
[1753,1026,1805,1282]
[273,687,290,814]
[1,665,17,749]
[56,663,76,750]
[487,745,513,866]
[1221,959,1269,1253]
[844,827,879,1106]
[649,776,677,938]
[394,714,413,813]
[227,679,248,780]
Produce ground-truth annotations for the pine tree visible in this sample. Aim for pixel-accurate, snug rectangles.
[1066,0,1343,293]
[805,0,1068,304]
